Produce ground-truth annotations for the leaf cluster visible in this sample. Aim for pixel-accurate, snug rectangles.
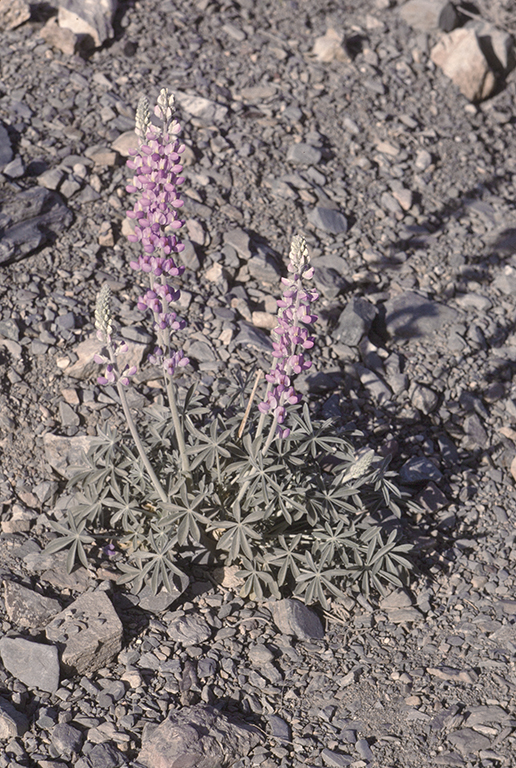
[46,380,414,609]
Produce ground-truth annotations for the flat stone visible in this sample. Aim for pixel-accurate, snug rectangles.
[0,697,29,738]
[0,0,30,31]
[0,187,72,264]
[307,206,348,234]
[168,614,212,646]
[248,254,281,283]
[384,608,423,623]
[0,637,59,693]
[175,91,228,124]
[43,434,95,479]
[431,28,496,102]
[65,334,147,380]
[410,383,439,414]
[138,704,262,768]
[188,340,217,362]
[234,323,273,352]
[51,723,84,760]
[427,667,477,684]
[463,413,488,449]
[268,714,291,741]
[287,143,322,165]
[464,706,510,727]
[270,598,324,641]
[45,591,123,677]
[399,0,458,32]
[447,728,491,755]
[224,228,251,259]
[0,122,12,167]
[380,589,413,610]
[58,0,117,48]
[333,297,377,346]
[3,580,62,628]
[39,16,79,56]
[383,291,459,339]
[321,747,353,766]
[111,130,138,156]
[400,457,443,484]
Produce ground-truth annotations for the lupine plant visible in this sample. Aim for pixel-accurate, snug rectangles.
[46,89,414,609]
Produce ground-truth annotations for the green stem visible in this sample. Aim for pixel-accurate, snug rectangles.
[109,349,168,505]
[165,374,191,478]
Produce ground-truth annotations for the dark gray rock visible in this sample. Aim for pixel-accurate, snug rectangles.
[321,747,353,766]
[234,323,273,351]
[0,697,29,738]
[51,723,84,760]
[0,122,12,167]
[248,254,281,283]
[287,143,322,165]
[167,614,212,646]
[307,206,348,234]
[463,413,488,450]
[87,742,125,768]
[410,383,439,414]
[270,598,324,641]
[188,340,217,362]
[3,580,61,629]
[383,292,459,339]
[400,457,443,484]
[0,187,73,264]
[0,637,60,693]
[313,264,349,299]
[268,714,291,741]
[334,298,377,346]
[138,704,262,768]
[447,728,491,755]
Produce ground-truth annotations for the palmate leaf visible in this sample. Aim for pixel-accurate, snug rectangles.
[294,551,349,610]
[208,500,264,563]
[159,480,215,546]
[265,534,305,586]
[185,416,234,476]
[312,519,357,564]
[45,514,95,572]
[117,528,184,595]
[286,403,352,458]
[235,556,281,601]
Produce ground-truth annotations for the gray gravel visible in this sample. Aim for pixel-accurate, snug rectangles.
[0,0,516,766]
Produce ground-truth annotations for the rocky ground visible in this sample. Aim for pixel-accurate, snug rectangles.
[0,0,516,766]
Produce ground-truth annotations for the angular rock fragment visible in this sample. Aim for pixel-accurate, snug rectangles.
[3,581,61,629]
[0,0,30,31]
[270,598,325,641]
[138,704,262,768]
[334,297,377,346]
[311,27,350,63]
[65,335,147,380]
[174,91,228,124]
[0,122,12,167]
[383,291,459,339]
[43,434,95,479]
[0,697,29,738]
[0,637,60,693]
[431,28,497,102]
[399,0,458,32]
[0,187,73,264]
[307,206,348,234]
[45,591,123,677]
[58,0,117,48]
[39,17,79,56]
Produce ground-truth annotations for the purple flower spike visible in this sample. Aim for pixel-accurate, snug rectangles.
[259,235,317,436]
[125,88,189,382]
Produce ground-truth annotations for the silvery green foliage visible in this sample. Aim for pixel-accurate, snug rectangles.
[46,376,413,609]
